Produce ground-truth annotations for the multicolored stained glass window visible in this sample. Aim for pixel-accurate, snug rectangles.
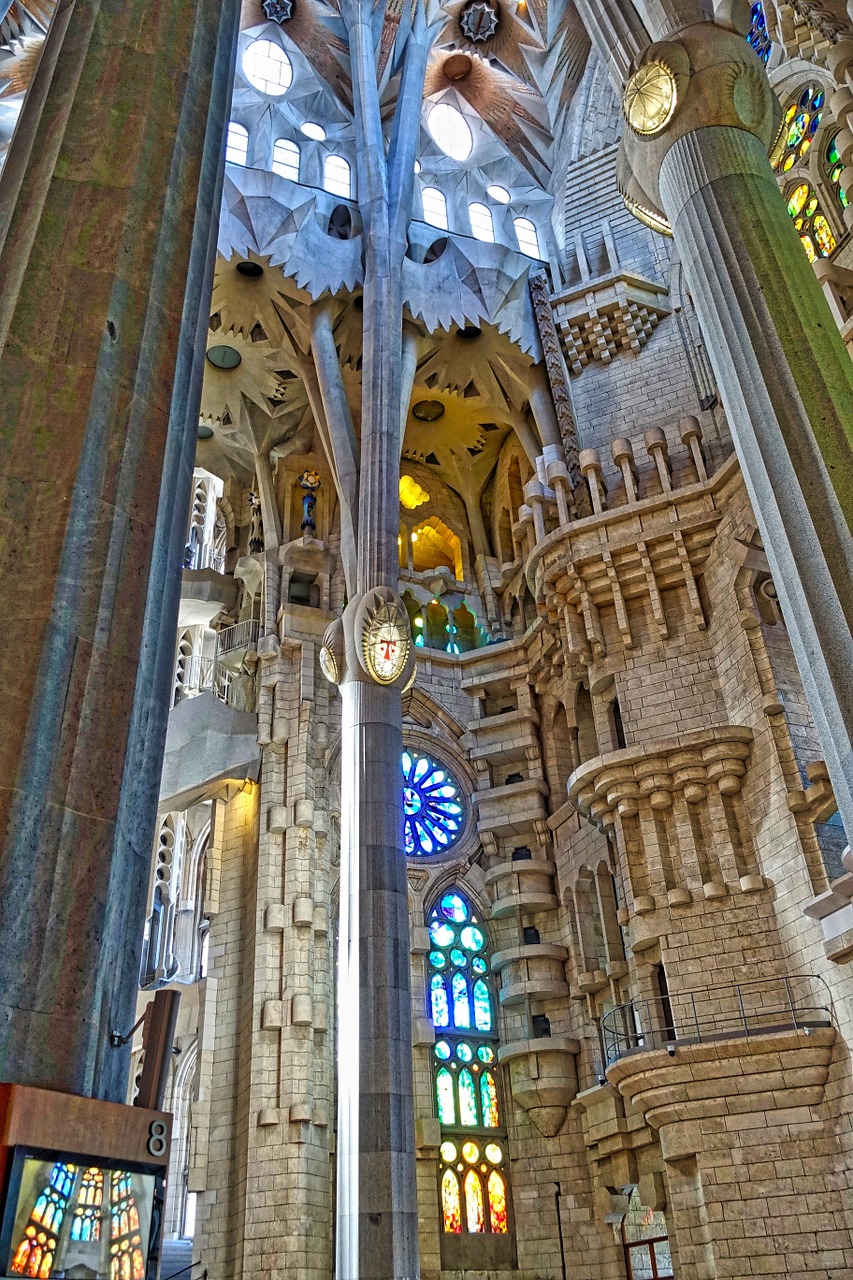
[746,1,771,64]
[775,84,825,174]
[70,1168,103,1242]
[108,1171,145,1280]
[10,1163,76,1278]
[429,890,511,1236]
[826,134,849,209]
[786,182,837,261]
[401,751,465,856]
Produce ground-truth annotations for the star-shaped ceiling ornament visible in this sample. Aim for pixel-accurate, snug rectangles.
[460,0,499,41]
[262,0,293,22]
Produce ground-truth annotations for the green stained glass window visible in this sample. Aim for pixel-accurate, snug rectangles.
[826,133,849,209]
[458,1069,478,1124]
[431,974,449,1027]
[436,1068,456,1124]
[473,979,492,1032]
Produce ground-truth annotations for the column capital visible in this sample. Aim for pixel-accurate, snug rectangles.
[615,19,780,231]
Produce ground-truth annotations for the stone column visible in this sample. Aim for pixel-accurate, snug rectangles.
[618,20,853,837]
[337,672,418,1280]
[0,0,240,1098]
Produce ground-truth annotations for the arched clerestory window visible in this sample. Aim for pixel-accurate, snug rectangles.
[427,890,512,1239]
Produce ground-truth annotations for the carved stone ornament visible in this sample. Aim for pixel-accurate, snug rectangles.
[319,618,345,685]
[262,0,294,22]
[460,0,499,41]
[355,588,413,686]
[624,61,678,136]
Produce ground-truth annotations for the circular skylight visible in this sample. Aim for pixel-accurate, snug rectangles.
[486,184,510,204]
[301,121,327,141]
[242,39,292,96]
[428,103,473,161]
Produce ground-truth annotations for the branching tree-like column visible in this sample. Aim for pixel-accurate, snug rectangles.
[0,0,240,1099]
[618,17,853,837]
[317,3,437,1277]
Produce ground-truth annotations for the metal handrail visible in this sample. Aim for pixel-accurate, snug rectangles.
[173,656,255,712]
[183,542,225,574]
[601,974,835,1066]
[216,619,259,655]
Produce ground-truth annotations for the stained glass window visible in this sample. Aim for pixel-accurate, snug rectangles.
[775,85,825,174]
[826,134,849,209]
[785,181,836,260]
[401,751,465,856]
[441,1169,462,1232]
[109,1171,145,1280]
[464,1170,485,1232]
[70,1168,103,1242]
[10,1163,76,1278]
[428,889,512,1238]
[746,1,771,64]
[487,1171,509,1233]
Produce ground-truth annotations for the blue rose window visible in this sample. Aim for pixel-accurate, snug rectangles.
[402,750,465,856]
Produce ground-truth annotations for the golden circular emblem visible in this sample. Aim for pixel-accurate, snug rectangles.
[624,61,677,136]
[319,644,339,684]
[362,600,411,685]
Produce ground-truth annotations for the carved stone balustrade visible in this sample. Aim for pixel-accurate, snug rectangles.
[526,449,736,661]
[491,941,570,1004]
[484,855,559,918]
[498,1035,580,1136]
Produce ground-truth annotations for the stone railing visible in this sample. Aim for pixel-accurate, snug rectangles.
[601,974,834,1066]
[183,541,225,574]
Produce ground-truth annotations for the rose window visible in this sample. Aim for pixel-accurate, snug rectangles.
[401,751,464,856]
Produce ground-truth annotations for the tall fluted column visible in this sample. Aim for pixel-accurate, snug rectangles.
[618,21,853,838]
[0,0,240,1098]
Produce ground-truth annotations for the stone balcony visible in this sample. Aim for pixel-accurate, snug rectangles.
[601,974,836,1131]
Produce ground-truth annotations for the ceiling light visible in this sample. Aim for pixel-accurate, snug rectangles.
[206,345,242,369]
[412,399,445,421]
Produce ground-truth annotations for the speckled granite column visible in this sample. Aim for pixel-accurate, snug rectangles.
[0,0,240,1098]
[337,676,419,1280]
[657,124,853,834]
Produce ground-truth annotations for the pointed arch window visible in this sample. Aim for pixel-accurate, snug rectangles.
[272,138,300,182]
[468,202,494,242]
[428,890,512,1238]
[226,122,249,166]
[421,185,449,230]
[512,216,541,259]
[323,154,352,199]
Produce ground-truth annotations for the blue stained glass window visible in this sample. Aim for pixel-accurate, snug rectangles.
[451,948,467,967]
[402,750,465,857]
[441,892,468,922]
[456,1042,473,1062]
[746,0,771,63]
[430,921,455,947]
[460,925,484,952]
[430,949,447,968]
[452,972,471,1027]
[432,973,450,1027]
[473,979,492,1032]
[435,1040,452,1060]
